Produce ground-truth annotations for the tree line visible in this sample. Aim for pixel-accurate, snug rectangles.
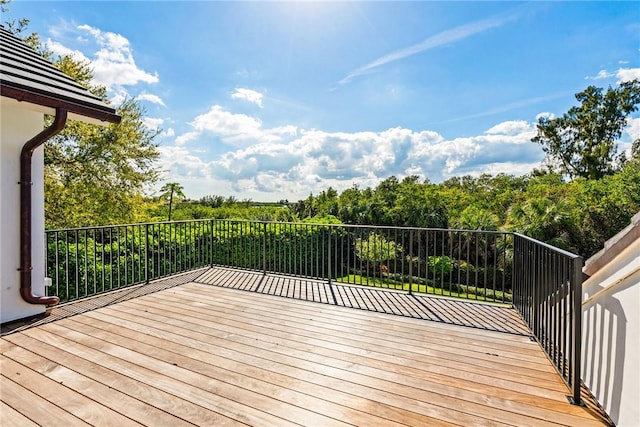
[154,80,640,261]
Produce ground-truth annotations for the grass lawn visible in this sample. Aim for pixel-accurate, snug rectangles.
[335,274,512,303]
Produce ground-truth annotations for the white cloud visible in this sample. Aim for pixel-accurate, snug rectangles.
[617,67,640,83]
[485,120,532,135]
[161,128,176,138]
[75,24,159,88]
[137,92,166,106]
[535,112,555,121]
[158,145,210,180]
[109,88,129,107]
[175,131,199,146]
[338,9,521,85]
[163,107,548,201]
[46,24,159,103]
[231,88,264,108]
[174,105,298,147]
[476,161,543,177]
[142,117,164,130]
[626,117,640,141]
[585,67,640,83]
[443,93,567,124]
[45,39,91,63]
[586,69,615,80]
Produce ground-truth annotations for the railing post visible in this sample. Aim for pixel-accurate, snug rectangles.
[408,229,413,295]
[145,223,149,284]
[210,219,214,267]
[263,222,267,275]
[511,234,518,309]
[327,227,332,285]
[570,255,583,405]
[532,242,539,338]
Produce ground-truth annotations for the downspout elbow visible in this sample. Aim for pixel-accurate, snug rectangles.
[20,108,68,306]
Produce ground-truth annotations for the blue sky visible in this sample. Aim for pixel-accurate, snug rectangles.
[7,1,640,201]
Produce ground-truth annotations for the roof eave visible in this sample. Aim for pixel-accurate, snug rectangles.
[1,83,121,125]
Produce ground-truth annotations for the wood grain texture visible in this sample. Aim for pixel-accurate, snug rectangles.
[1,269,606,426]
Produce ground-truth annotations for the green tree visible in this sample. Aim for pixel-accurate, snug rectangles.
[45,94,160,227]
[507,197,578,250]
[454,205,499,231]
[532,80,640,180]
[354,232,403,269]
[314,187,339,217]
[576,158,640,256]
[390,176,448,228]
[159,182,186,221]
[4,8,161,228]
[337,185,367,224]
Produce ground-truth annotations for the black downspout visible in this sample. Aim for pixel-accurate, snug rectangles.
[20,107,67,306]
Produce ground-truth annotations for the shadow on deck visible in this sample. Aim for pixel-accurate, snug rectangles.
[3,266,529,337]
[196,267,531,336]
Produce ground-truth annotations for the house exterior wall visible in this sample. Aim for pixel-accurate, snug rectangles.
[1,100,47,323]
[582,218,640,427]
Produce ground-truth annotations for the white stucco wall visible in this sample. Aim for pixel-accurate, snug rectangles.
[582,229,640,426]
[1,100,47,323]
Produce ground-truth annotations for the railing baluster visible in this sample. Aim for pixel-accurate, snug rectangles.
[511,233,583,405]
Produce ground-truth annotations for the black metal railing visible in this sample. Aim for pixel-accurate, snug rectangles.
[46,220,512,303]
[45,220,214,302]
[45,219,582,404]
[239,222,512,303]
[512,233,583,405]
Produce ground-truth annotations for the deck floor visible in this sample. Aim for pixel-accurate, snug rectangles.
[1,268,606,426]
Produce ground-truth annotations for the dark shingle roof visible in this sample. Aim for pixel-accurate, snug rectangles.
[0,25,120,123]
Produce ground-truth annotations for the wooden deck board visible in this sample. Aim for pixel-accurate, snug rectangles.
[0,373,90,426]
[0,400,40,427]
[138,287,597,421]
[1,354,141,426]
[1,340,194,427]
[1,267,606,426]
[2,334,237,426]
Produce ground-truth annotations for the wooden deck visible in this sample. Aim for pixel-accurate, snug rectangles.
[1,268,607,426]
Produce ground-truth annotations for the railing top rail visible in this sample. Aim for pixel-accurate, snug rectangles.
[215,219,513,234]
[513,232,582,259]
[47,219,512,236]
[46,218,214,233]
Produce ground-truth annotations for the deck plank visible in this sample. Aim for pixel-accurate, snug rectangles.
[1,267,606,426]
[1,354,141,426]
[24,324,324,427]
[90,304,576,427]
[0,401,39,427]
[128,286,601,425]
[61,316,431,427]
[167,286,555,371]
[2,333,239,426]
[1,340,194,427]
[0,374,90,426]
[177,284,545,356]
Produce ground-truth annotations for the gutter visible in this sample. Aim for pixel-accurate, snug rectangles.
[19,107,67,306]
[1,85,119,124]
